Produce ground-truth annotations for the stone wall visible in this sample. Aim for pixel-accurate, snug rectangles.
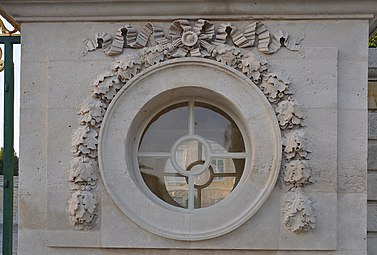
[368,48,377,255]
[2,1,374,254]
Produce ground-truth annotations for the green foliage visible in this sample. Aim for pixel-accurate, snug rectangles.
[370,32,377,48]
[0,147,19,176]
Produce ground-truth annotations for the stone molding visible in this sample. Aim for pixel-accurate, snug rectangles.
[67,19,316,234]
[2,1,376,23]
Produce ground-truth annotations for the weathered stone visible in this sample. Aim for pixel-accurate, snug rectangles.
[1,1,372,254]
[368,140,377,170]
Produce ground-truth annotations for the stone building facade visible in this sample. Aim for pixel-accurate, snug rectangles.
[368,48,377,254]
[2,1,377,254]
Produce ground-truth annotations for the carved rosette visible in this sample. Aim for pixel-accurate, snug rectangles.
[69,19,315,232]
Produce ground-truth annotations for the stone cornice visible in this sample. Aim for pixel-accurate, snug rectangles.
[1,0,376,24]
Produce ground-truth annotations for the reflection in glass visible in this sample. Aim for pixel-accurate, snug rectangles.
[198,177,236,208]
[137,101,247,210]
[175,139,208,171]
[164,176,189,208]
[194,102,245,152]
[139,102,188,152]
[139,157,168,177]
[139,158,185,207]
[193,166,211,186]
[194,159,245,208]
[211,158,225,180]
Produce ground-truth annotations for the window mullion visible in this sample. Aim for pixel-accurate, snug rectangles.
[188,100,194,135]
[137,152,171,157]
[188,175,195,210]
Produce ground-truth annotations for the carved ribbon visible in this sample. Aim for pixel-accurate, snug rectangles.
[83,23,169,56]
[169,20,192,44]
[213,22,256,48]
[256,23,304,54]
[83,21,304,57]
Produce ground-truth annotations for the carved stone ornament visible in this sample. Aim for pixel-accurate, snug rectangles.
[282,130,311,160]
[66,186,98,230]
[283,159,312,187]
[68,19,315,233]
[282,188,316,233]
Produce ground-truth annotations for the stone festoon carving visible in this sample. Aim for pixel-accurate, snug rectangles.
[283,130,311,160]
[284,159,311,186]
[276,98,304,129]
[282,187,316,233]
[67,187,98,230]
[282,124,316,232]
[69,19,315,232]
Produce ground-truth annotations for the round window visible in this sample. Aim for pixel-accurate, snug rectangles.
[99,58,281,240]
[136,100,247,211]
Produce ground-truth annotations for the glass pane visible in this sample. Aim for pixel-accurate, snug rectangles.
[211,158,225,173]
[194,102,245,152]
[164,176,189,208]
[211,158,231,181]
[138,157,169,176]
[175,139,208,171]
[140,157,188,208]
[137,101,247,210]
[139,103,188,152]
[198,177,236,208]
[196,158,245,208]
[193,168,211,186]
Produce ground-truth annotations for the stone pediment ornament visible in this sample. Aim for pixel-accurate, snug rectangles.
[68,19,315,234]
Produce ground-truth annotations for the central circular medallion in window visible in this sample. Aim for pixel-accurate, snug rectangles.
[137,100,246,210]
[171,135,211,176]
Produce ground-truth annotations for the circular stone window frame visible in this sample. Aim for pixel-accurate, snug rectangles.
[99,58,282,240]
[133,96,250,213]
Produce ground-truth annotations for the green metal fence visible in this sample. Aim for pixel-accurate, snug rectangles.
[1,16,21,255]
